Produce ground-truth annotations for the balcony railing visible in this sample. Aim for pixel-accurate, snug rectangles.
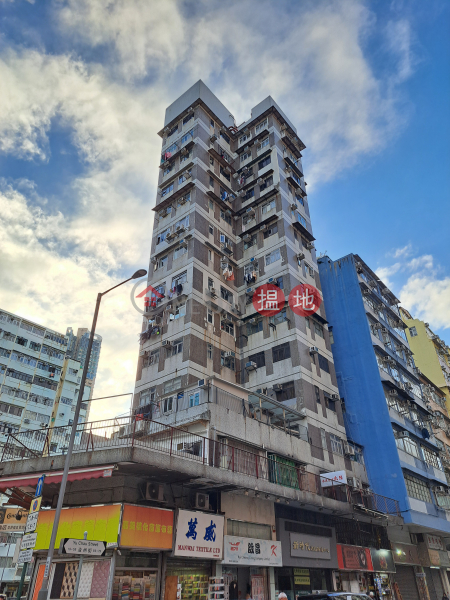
[0,417,400,516]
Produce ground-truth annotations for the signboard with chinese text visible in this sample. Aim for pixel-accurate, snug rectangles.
[320,470,347,488]
[425,534,444,550]
[428,549,450,568]
[174,510,224,559]
[289,533,331,560]
[392,543,420,565]
[120,504,173,549]
[337,544,373,571]
[223,536,282,566]
[370,549,396,573]
[0,508,29,532]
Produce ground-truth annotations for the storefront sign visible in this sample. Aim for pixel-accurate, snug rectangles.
[289,533,331,560]
[0,508,29,532]
[370,549,396,573]
[120,504,173,550]
[21,533,38,550]
[337,544,373,571]
[34,503,122,550]
[320,470,347,488]
[293,568,310,586]
[223,536,282,566]
[428,549,450,568]
[392,543,421,565]
[174,510,224,559]
[425,534,444,550]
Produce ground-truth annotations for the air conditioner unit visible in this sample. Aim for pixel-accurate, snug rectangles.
[397,431,410,439]
[237,320,244,327]
[198,379,207,388]
[260,225,267,232]
[245,361,257,371]
[195,492,209,510]
[268,278,274,283]
[179,196,187,205]
[331,394,339,400]
[309,346,319,355]
[298,408,307,419]
[210,287,217,296]
[224,351,234,358]
[59,412,64,417]
[24,419,30,424]
[344,444,355,456]
[388,389,398,396]
[306,242,315,250]
[435,486,446,493]
[363,289,371,295]
[238,190,245,197]
[243,234,251,242]
[162,340,172,347]
[246,207,255,214]
[232,172,239,180]
[257,178,263,184]
[40,422,47,427]
[210,134,217,143]
[146,483,165,502]
[297,252,305,261]
[291,203,297,210]
[349,477,362,489]
[249,318,257,324]
[381,327,389,333]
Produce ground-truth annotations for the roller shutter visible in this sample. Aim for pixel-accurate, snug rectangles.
[424,567,444,600]
[392,565,420,600]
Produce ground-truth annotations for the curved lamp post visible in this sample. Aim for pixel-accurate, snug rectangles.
[37,269,147,600]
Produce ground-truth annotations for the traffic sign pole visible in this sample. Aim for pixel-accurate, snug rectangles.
[72,532,87,600]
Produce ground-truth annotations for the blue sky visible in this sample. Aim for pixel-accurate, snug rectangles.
[0,0,448,419]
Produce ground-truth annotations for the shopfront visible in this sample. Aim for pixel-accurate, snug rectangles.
[335,544,395,597]
[222,535,282,600]
[276,517,338,597]
[164,510,225,600]
[29,503,174,600]
[391,542,422,600]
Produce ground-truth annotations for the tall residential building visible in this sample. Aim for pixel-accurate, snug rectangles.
[319,253,450,597]
[399,308,450,409]
[66,326,102,414]
[0,309,88,452]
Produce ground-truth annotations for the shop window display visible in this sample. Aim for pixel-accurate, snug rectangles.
[113,572,157,600]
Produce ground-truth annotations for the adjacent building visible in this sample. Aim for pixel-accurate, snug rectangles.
[0,309,89,453]
[318,253,450,598]
[66,326,102,413]
[400,308,450,410]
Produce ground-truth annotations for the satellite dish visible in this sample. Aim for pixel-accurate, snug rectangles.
[421,428,430,439]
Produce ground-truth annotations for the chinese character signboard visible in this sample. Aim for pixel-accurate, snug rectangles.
[0,508,29,532]
[319,470,347,488]
[370,549,396,573]
[337,544,373,572]
[392,543,420,565]
[290,533,331,560]
[175,510,224,559]
[120,504,173,549]
[425,534,444,551]
[223,536,282,566]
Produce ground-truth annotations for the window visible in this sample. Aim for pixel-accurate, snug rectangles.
[320,429,328,450]
[140,387,156,407]
[208,250,212,261]
[239,134,248,144]
[189,392,200,407]
[220,286,233,304]
[395,434,420,458]
[244,234,257,250]
[220,210,232,225]
[209,225,214,235]
[265,248,281,266]
[162,396,174,413]
[221,321,234,335]
[244,187,255,200]
[16,336,27,346]
[276,382,295,403]
[305,317,311,330]
[156,255,168,270]
[220,130,230,144]
[170,338,183,356]
[294,212,307,229]
[295,192,304,206]
[173,303,186,319]
[227,519,271,540]
[220,166,230,181]
[269,308,287,326]
[157,228,170,245]
[330,434,344,455]
[404,473,432,503]
[255,119,268,134]
[240,152,251,163]
[209,176,214,188]
[262,199,276,214]
[208,277,214,289]
[258,137,269,150]
[164,376,182,394]
[305,264,314,277]
[314,322,324,338]
[260,176,273,191]
[422,446,442,469]
[178,169,192,184]
[272,342,291,363]
[248,352,265,368]
[174,245,187,260]
[167,124,178,137]
[207,343,213,359]
[183,113,193,125]
[29,341,41,351]
[161,182,174,197]
[163,162,173,176]
[209,200,214,212]
[264,224,277,239]
[207,309,213,324]
[318,354,330,373]
[210,119,214,128]
[315,386,321,404]
[409,327,418,337]
[258,155,271,170]
[247,319,263,336]
[221,350,235,370]
[181,129,194,144]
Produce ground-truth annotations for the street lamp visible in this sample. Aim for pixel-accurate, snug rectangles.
[37,269,147,600]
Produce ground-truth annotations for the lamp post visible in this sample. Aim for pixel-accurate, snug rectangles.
[37,269,147,600]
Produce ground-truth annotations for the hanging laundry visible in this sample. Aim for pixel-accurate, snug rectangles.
[176,284,183,295]
[164,151,172,160]
[227,271,235,281]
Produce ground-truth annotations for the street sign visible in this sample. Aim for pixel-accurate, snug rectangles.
[35,474,46,498]
[21,532,38,550]
[25,512,39,533]
[30,496,42,514]
[17,548,33,564]
[62,538,106,556]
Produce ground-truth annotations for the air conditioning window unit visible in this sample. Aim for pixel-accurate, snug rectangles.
[195,492,209,510]
[298,408,307,419]
[363,289,371,295]
[243,234,251,242]
[224,351,234,358]
[24,419,30,424]
[245,361,257,371]
[291,203,297,210]
[260,225,267,232]
[397,431,410,438]
[309,346,319,355]
[257,178,263,184]
[246,207,255,214]
[435,486,446,493]
[297,252,305,261]
[331,394,339,400]
[349,477,362,489]
[146,483,165,502]
[162,340,172,347]
[306,242,315,250]
[344,444,355,456]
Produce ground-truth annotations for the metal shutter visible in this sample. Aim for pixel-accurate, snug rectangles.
[424,567,444,600]
[393,566,420,600]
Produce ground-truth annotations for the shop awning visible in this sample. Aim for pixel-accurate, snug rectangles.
[0,465,115,491]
